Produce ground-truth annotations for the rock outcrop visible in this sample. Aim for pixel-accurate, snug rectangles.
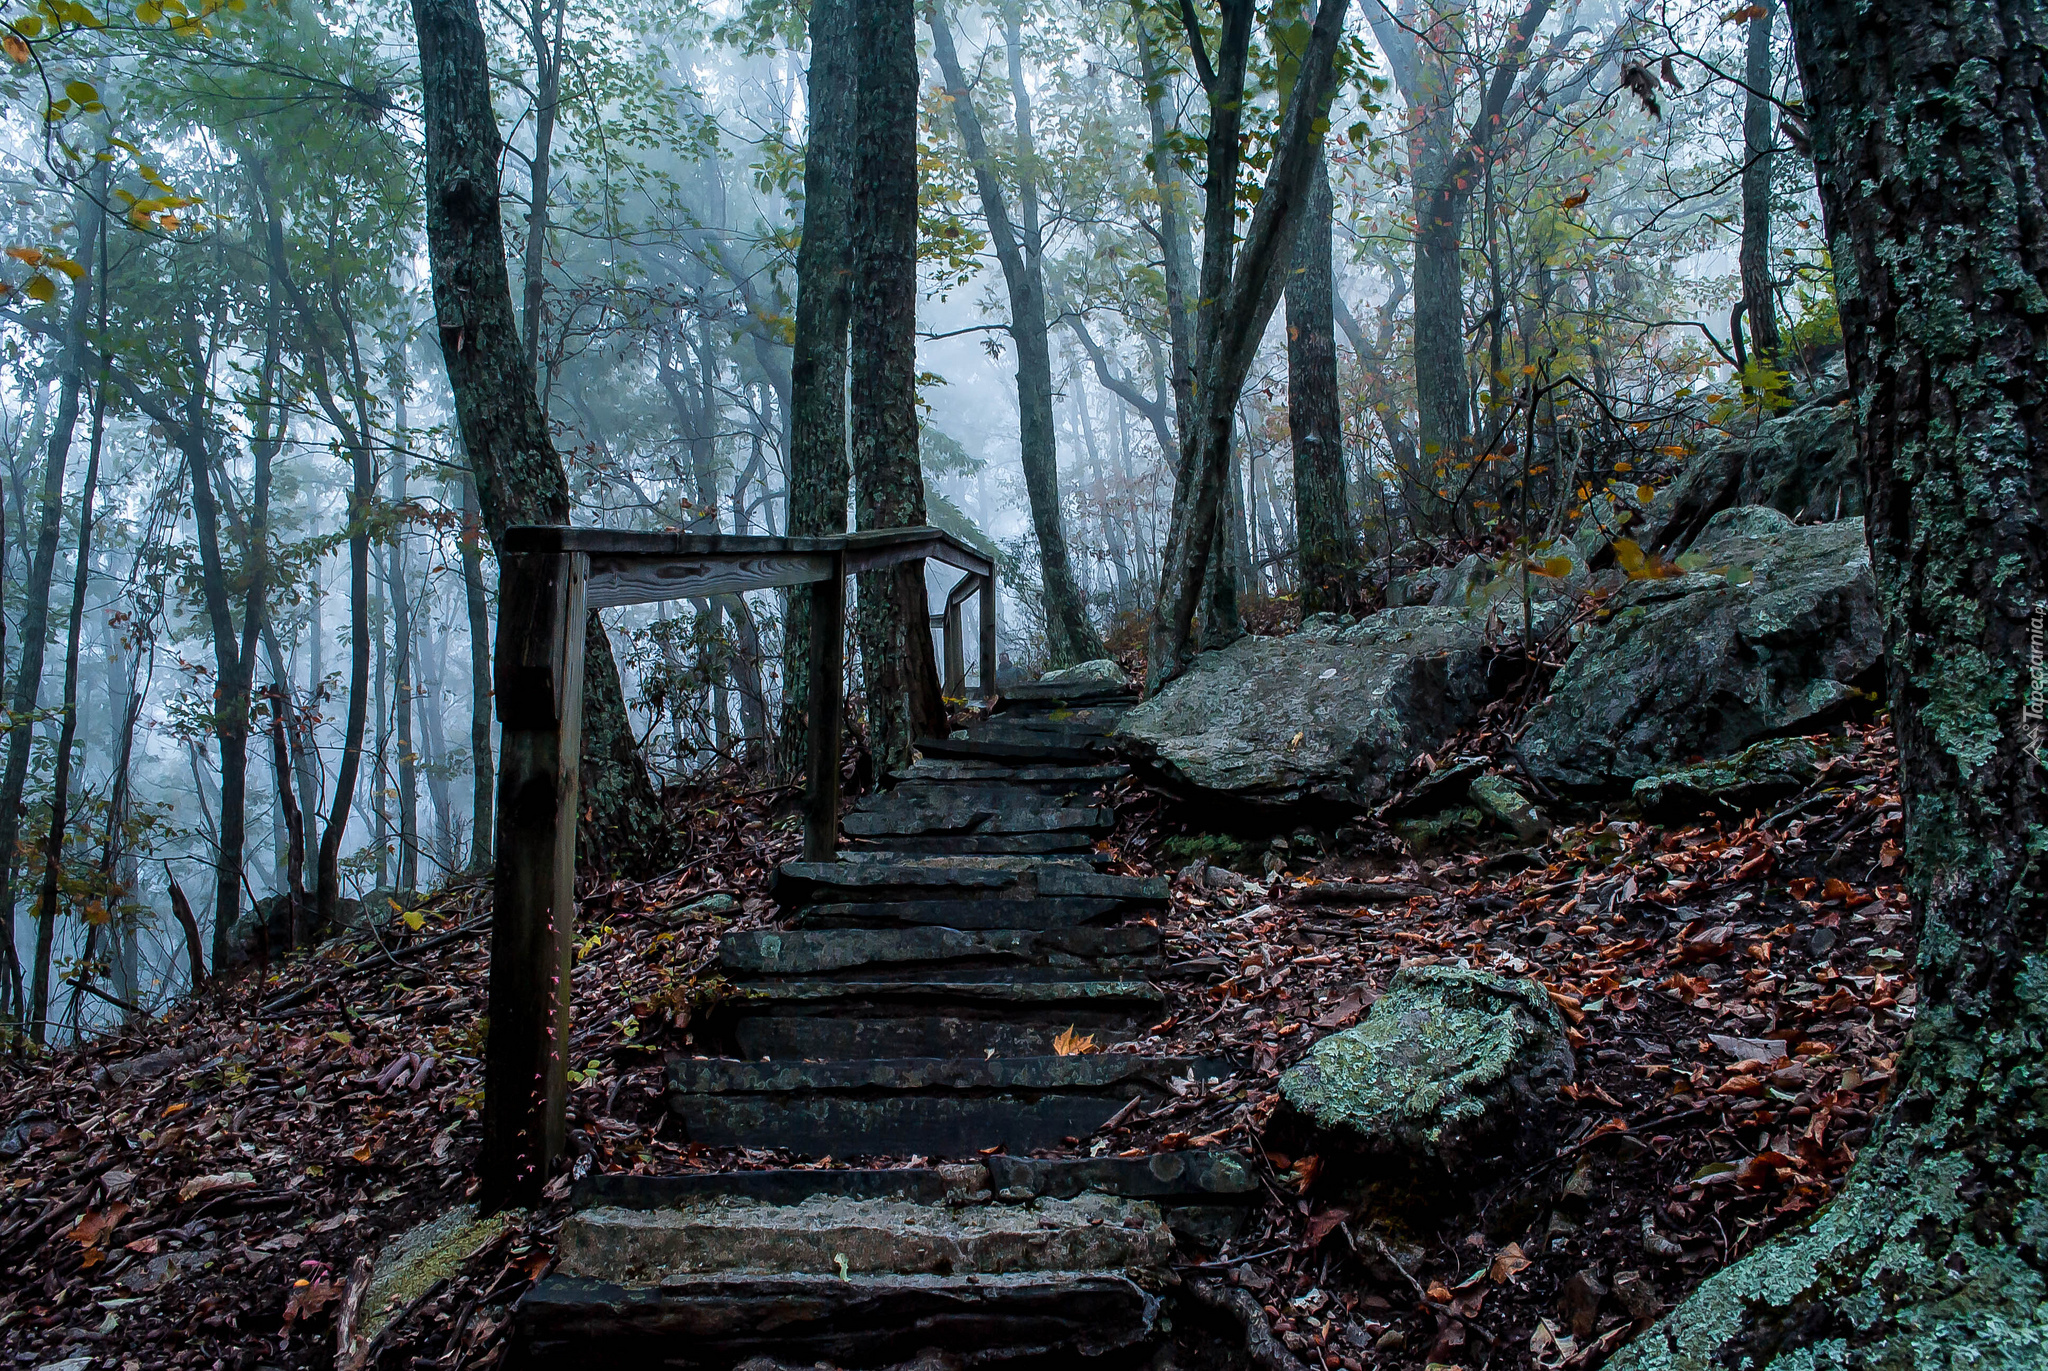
[1518,507,1881,794]
[1115,607,1504,811]
[1631,368,1859,556]
[1275,966,1575,1177]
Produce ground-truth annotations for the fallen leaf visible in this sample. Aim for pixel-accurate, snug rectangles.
[1052,1025,1098,1056]
[1489,1241,1532,1283]
[178,1171,257,1203]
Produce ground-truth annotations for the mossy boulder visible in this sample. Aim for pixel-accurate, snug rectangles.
[1518,508,1881,794]
[1631,734,1857,815]
[1276,967,1575,1178]
[1038,658,1128,688]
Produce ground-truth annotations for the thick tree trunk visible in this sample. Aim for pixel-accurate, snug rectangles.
[777,0,856,780]
[1739,0,1783,369]
[850,0,946,770]
[1410,118,1471,496]
[930,5,1104,666]
[1614,2,2048,1363]
[413,0,667,873]
[1287,157,1354,614]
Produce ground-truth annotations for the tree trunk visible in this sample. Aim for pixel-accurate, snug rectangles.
[1613,2,2048,1363]
[930,4,1104,666]
[1143,0,1351,692]
[29,313,107,1044]
[1287,156,1354,614]
[0,176,101,1026]
[520,0,568,388]
[413,0,668,873]
[317,418,372,933]
[389,443,418,895]
[460,469,493,871]
[265,683,308,950]
[1739,0,1783,369]
[850,0,946,770]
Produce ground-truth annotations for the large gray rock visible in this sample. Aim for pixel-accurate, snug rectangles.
[1633,369,1859,555]
[1277,966,1574,1175]
[1114,606,1498,810]
[1518,507,1881,793]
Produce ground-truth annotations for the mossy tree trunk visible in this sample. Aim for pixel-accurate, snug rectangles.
[1287,156,1355,615]
[1614,1,2048,1364]
[775,0,856,780]
[849,0,947,771]
[413,0,668,875]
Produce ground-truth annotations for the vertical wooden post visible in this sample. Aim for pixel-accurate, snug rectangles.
[978,570,998,701]
[481,549,586,1210]
[803,553,846,861]
[943,591,966,700]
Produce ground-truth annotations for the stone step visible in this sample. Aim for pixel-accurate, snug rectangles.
[916,735,1105,763]
[719,926,1162,979]
[556,1191,1171,1282]
[1000,679,1140,706]
[668,1053,1214,1157]
[842,794,1113,839]
[570,1151,1258,1213]
[772,858,1167,908]
[789,896,1132,931]
[515,1271,1159,1369]
[710,978,1168,1059]
[956,723,1121,752]
[890,759,1130,787]
[844,832,1101,857]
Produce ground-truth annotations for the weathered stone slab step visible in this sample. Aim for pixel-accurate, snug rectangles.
[772,858,1167,908]
[916,735,1105,763]
[719,926,1162,978]
[842,793,1112,838]
[714,978,1167,1058]
[845,832,1099,857]
[1000,679,1140,706]
[569,1151,1256,1213]
[890,758,1130,787]
[669,1054,1213,1156]
[557,1191,1170,1282]
[515,1271,1159,1369]
[789,896,1129,931]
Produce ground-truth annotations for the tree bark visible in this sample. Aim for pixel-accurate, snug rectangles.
[29,298,107,1044]
[413,0,668,873]
[0,175,101,1025]
[1613,1,2048,1363]
[389,438,418,895]
[1143,0,1351,692]
[1739,0,1783,370]
[930,3,1105,666]
[1287,156,1354,614]
[460,469,494,871]
[850,0,947,769]
[777,0,857,780]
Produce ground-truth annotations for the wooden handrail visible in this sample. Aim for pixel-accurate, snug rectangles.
[480,523,996,1208]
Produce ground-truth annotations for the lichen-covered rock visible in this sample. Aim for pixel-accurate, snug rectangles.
[1466,773,1551,843]
[1518,508,1881,794]
[1038,658,1128,687]
[1632,366,1859,555]
[1114,607,1497,810]
[1276,966,1575,1176]
[1631,734,1859,815]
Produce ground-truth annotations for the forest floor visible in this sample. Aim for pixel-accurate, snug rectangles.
[0,720,1912,1371]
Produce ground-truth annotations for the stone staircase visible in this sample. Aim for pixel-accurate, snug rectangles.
[514,676,1254,1368]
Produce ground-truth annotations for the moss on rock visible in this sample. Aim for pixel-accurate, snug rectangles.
[1276,966,1575,1178]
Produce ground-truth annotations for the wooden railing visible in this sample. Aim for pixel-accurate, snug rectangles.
[479,524,995,1205]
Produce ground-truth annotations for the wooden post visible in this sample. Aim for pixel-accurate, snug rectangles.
[943,590,966,700]
[803,553,846,861]
[978,571,998,701]
[481,550,586,1210]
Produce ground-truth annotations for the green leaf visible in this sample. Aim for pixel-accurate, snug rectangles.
[63,78,95,105]
[13,14,41,35]
[25,273,56,302]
